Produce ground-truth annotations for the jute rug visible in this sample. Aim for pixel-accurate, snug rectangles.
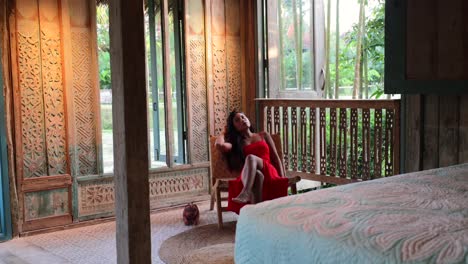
[159,221,236,264]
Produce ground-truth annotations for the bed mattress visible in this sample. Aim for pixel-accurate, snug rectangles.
[235,164,468,264]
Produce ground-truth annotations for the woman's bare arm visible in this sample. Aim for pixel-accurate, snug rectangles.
[215,134,232,153]
[263,132,285,177]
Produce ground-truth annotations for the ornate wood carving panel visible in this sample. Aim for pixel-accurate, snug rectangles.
[226,37,241,112]
[39,2,67,175]
[148,168,209,202]
[78,168,209,217]
[71,28,98,175]
[188,37,209,162]
[212,36,227,135]
[14,1,69,177]
[209,0,243,135]
[186,0,208,163]
[225,0,241,113]
[15,4,48,178]
[78,179,114,217]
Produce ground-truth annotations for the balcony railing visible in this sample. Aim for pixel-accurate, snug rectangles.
[257,99,400,185]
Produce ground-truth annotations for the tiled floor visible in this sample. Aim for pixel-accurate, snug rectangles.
[0,201,238,264]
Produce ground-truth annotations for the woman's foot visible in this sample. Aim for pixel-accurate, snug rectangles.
[232,191,252,204]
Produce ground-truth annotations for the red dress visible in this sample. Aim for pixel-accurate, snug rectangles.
[227,139,289,214]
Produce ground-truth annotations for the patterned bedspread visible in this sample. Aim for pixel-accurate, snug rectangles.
[235,164,468,264]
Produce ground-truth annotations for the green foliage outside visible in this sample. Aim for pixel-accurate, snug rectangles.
[96,4,182,133]
[279,0,386,98]
[96,5,111,90]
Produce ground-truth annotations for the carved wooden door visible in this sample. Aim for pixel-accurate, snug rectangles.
[10,0,73,232]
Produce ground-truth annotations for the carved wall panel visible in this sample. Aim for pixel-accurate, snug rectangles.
[225,0,241,113]
[71,28,98,175]
[15,2,68,176]
[78,168,209,217]
[16,10,48,178]
[185,0,208,163]
[226,37,241,112]
[148,168,209,202]
[78,179,115,217]
[212,37,228,136]
[210,0,243,136]
[40,7,67,176]
[188,38,209,162]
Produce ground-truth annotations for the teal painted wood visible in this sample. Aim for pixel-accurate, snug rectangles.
[173,0,187,164]
[148,0,162,162]
[0,47,12,241]
[385,0,468,94]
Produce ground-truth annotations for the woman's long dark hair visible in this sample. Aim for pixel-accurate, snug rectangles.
[224,110,254,171]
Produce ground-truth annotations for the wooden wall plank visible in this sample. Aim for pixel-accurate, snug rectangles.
[459,95,468,163]
[240,0,256,125]
[422,95,439,169]
[438,96,459,167]
[405,95,422,172]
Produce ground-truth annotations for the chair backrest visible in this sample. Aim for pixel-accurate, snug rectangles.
[269,134,285,175]
[209,134,284,181]
[270,134,283,162]
[210,136,239,180]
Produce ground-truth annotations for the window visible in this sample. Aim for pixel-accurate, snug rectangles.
[264,0,394,99]
[264,0,324,99]
[146,0,187,167]
[96,0,188,173]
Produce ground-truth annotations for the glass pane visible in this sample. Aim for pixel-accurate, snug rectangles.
[146,0,187,167]
[146,1,167,168]
[96,4,113,173]
[279,0,315,91]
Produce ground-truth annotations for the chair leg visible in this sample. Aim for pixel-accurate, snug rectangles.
[216,186,223,229]
[209,187,215,211]
[291,183,297,195]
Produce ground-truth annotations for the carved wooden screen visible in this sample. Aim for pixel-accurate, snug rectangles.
[208,0,243,136]
[185,0,209,163]
[10,0,72,232]
[9,0,101,231]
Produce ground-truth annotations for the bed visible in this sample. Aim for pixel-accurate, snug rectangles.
[235,164,468,264]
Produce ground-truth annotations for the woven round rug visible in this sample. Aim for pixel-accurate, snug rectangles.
[159,221,236,264]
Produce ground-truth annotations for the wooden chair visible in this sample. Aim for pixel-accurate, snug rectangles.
[209,134,300,228]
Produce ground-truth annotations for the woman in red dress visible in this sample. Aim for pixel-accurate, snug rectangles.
[215,110,289,214]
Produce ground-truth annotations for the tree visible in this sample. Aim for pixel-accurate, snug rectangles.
[96,4,111,90]
[292,0,300,89]
[352,0,366,99]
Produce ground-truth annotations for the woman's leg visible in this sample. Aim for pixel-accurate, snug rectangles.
[252,170,264,203]
[233,154,263,203]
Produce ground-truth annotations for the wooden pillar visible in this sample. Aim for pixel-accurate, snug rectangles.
[109,0,151,263]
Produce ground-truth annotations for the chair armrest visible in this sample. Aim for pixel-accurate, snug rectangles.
[287,175,301,185]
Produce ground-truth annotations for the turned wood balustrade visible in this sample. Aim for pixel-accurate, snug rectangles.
[257,99,400,185]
